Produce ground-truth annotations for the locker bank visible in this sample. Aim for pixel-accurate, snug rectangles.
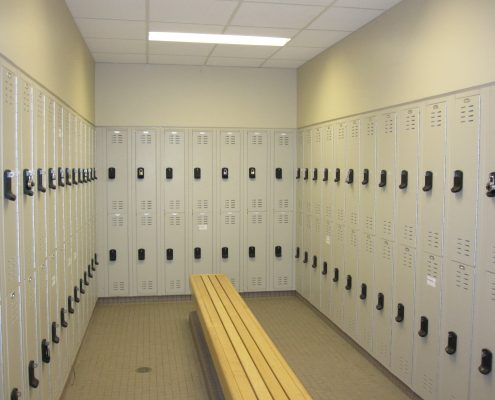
[1,0,494,399]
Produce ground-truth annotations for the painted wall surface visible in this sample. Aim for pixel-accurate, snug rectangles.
[96,63,297,128]
[297,0,495,127]
[0,0,95,122]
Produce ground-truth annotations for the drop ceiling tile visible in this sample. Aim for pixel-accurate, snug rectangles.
[93,53,146,63]
[207,57,264,67]
[288,30,350,47]
[149,0,239,25]
[210,44,279,58]
[245,0,335,5]
[263,59,306,68]
[271,46,325,60]
[149,42,215,56]
[334,0,402,10]
[75,18,146,40]
[149,54,207,65]
[65,0,145,20]
[231,2,325,29]
[85,38,145,54]
[224,26,298,39]
[309,6,382,30]
[149,22,224,34]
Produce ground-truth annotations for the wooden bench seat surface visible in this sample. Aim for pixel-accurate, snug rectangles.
[190,274,312,400]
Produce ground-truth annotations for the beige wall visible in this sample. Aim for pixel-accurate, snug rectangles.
[298,0,495,127]
[96,63,297,128]
[0,0,95,122]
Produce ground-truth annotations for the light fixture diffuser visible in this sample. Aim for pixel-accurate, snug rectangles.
[149,31,290,47]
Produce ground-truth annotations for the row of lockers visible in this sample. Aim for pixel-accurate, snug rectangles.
[95,127,296,296]
[0,57,98,400]
[295,86,495,400]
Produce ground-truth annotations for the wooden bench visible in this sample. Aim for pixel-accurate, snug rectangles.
[190,274,312,400]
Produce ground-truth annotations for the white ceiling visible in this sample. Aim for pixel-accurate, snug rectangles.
[65,0,402,69]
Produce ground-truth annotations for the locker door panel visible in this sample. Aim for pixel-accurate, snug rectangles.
[334,122,346,225]
[5,286,24,398]
[356,233,374,353]
[322,125,334,224]
[396,108,419,248]
[106,129,129,214]
[420,101,447,256]
[219,213,240,290]
[273,130,294,212]
[359,116,377,234]
[301,214,311,299]
[320,218,332,318]
[345,119,359,229]
[246,212,267,291]
[295,212,303,294]
[412,253,443,400]
[342,228,358,337]
[24,272,41,400]
[192,130,213,212]
[296,131,303,212]
[309,215,321,309]
[302,130,311,214]
[273,212,293,290]
[445,95,480,266]
[439,262,475,400]
[219,130,241,213]
[376,112,396,241]
[136,213,157,295]
[247,130,268,212]
[164,213,186,294]
[311,128,321,217]
[135,130,157,213]
[330,223,345,327]
[192,213,213,274]
[46,98,57,257]
[55,104,65,256]
[107,213,129,296]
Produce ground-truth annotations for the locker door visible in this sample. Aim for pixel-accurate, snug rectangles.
[311,128,321,217]
[412,253,443,400]
[359,116,376,234]
[329,223,345,327]
[219,212,240,290]
[356,232,374,353]
[192,212,212,275]
[219,130,241,213]
[322,124,334,224]
[345,119,359,229]
[390,245,416,386]
[162,129,186,213]
[192,130,213,212]
[45,97,56,258]
[445,94,480,266]
[106,129,129,215]
[95,128,107,298]
[301,214,311,299]
[419,101,447,256]
[309,215,321,308]
[376,112,396,241]
[372,238,394,367]
[296,131,303,213]
[295,212,303,294]
[136,213,157,295]
[302,130,311,214]
[107,213,129,296]
[273,212,293,290]
[163,213,186,294]
[334,122,346,225]
[342,228,358,337]
[470,270,495,400]
[439,261,475,400]
[273,130,294,212]
[246,212,268,291]
[320,217,332,319]
[396,108,419,248]
[135,130,157,214]
[247,130,268,212]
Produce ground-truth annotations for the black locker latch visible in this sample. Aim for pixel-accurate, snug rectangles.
[65,168,72,186]
[11,388,21,400]
[399,170,408,189]
[108,167,116,179]
[479,349,492,375]
[275,246,282,258]
[222,247,229,259]
[334,168,341,183]
[345,169,354,184]
[360,283,367,300]
[95,252,100,265]
[445,331,457,355]
[362,169,369,185]
[249,167,256,179]
[51,322,60,344]
[74,286,80,303]
[423,171,433,192]
[37,169,46,193]
[275,168,282,180]
[312,168,318,181]
[303,168,309,180]
[295,247,300,259]
[48,168,57,190]
[109,249,117,261]
[84,272,89,286]
[322,262,328,275]
[77,168,82,184]
[323,168,329,182]
[194,247,201,259]
[418,316,429,337]
[312,255,317,268]
[378,170,387,188]
[88,264,93,278]
[80,278,86,294]
[60,308,68,328]
[395,303,404,322]
[4,169,16,201]
[303,251,308,264]
[296,167,301,179]
[486,172,495,197]
[138,248,145,261]
[345,275,352,290]
[58,167,65,187]
[165,167,173,179]
[376,292,384,310]
[194,167,201,180]
[166,248,174,261]
[451,170,463,193]
[41,339,51,363]
[333,267,339,282]
[72,168,78,185]
[23,169,35,196]
[221,167,229,179]
[28,360,39,389]
[137,167,145,179]
[249,246,256,258]
[68,296,74,314]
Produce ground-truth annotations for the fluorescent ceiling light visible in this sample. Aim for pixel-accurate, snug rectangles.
[149,31,290,47]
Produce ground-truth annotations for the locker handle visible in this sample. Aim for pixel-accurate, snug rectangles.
[312,168,318,181]
[486,172,495,197]
[78,168,82,184]
[95,253,100,265]
[80,279,86,294]
[303,168,308,180]
[360,283,367,300]
[376,293,384,310]
[60,308,68,328]
[333,267,339,282]
[3,169,16,201]
[23,169,35,196]
[423,171,433,192]
[11,388,21,400]
[28,360,39,388]
[194,167,201,180]
[345,275,352,290]
[296,167,301,180]
[65,168,72,186]
[378,170,387,188]
[395,303,404,323]
[88,168,93,181]
[137,167,145,179]
[138,248,145,261]
[323,168,329,182]
[109,249,117,261]
[51,322,60,344]
[221,247,228,259]
[221,167,229,180]
[451,170,463,193]
[94,168,98,180]
[399,170,408,190]
[72,168,78,185]
[295,247,300,259]
[322,261,328,275]
[249,246,256,258]
[248,167,256,179]
[418,316,429,337]
[165,167,173,179]
[275,246,282,258]
[334,168,341,183]
[362,169,369,185]
[41,339,50,363]
[108,167,116,180]
[37,169,46,193]
[91,259,96,272]
[445,331,457,355]
[74,286,80,303]
[48,168,56,189]
[479,349,492,375]
[84,272,89,286]
[345,169,354,184]
[312,255,317,268]
[88,264,93,278]
[194,247,201,259]
[82,169,87,183]
[303,251,308,264]
[275,168,282,180]
[58,167,65,187]
[68,296,74,314]
[166,248,174,261]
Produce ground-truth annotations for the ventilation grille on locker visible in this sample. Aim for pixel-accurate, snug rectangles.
[22,83,31,113]
[141,281,154,291]
[196,133,209,145]
[251,199,263,209]
[382,241,393,261]
[429,104,444,128]
[140,214,153,226]
[401,248,414,269]
[350,231,358,247]
[168,214,182,226]
[169,280,182,290]
[168,133,182,145]
[224,134,236,145]
[382,220,393,238]
[112,281,126,292]
[426,256,440,279]
[455,267,471,291]
[421,374,434,397]
[315,130,321,143]
[402,225,415,244]
[168,200,182,210]
[397,356,411,380]
[224,199,237,209]
[111,214,124,227]
[364,235,374,255]
[4,70,14,105]
[197,214,208,225]
[140,200,153,211]
[196,200,209,209]
[459,98,477,124]
[384,114,395,134]
[111,200,125,212]
[251,134,263,145]
[224,214,237,225]
[325,205,332,219]
[404,110,418,132]
[313,203,321,215]
[351,122,359,138]
[250,214,263,224]
[366,119,376,136]
[277,276,289,287]
[276,214,289,224]
[140,134,152,144]
[37,93,44,118]
[8,288,19,324]
[251,277,263,287]
[350,212,358,227]
[491,246,495,269]
[336,225,345,243]
[426,230,441,251]
[455,237,472,259]
[338,125,345,140]
[278,135,289,146]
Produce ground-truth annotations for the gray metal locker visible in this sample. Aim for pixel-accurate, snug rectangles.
[342,227,358,338]
[295,212,303,295]
[375,112,396,241]
[107,213,129,296]
[329,223,345,327]
[445,94,480,266]
[302,130,311,214]
[311,128,321,217]
[390,245,416,386]
[296,131,303,213]
[345,119,360,229]
[412,252,443,400]
[396,108,419,248]
[247,130,269,212]
[273,212,293,290]
[322,124,334,224]
[162,129,186,213]
[219,130,241,213]
[419,101,447,257]
[219,212,240,290]
[319,217,332,319]
[246,212,268,291]
[372,237,394,368]
[163,213,186,294]
[106,129,129,215]
[95,128,107,298]
[192,212,213,275]
[309,215,321,308]
[45,97,57,258]
[439,261,475,400]
[356,232,374,353]
[135,212,158,295]
[334,122,346,225]
[273,130,294,212]
[192,130,213,212]
[359,115,376,235]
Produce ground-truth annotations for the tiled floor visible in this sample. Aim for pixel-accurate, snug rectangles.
[61,295,417,400]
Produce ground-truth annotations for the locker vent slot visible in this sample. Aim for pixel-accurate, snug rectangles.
[337,125,345,140]
[401,248,413,269]
[382,242,393,261]
[140,200,153,211]
[140,214,153,226]
[397,356,410,381]
[111,215,124,227]
[251,134,263,145]
[276,214,289,224]
[314,130,321,143]
[365,216,374,232]
[382,220,393,237]
[37,93,44,118]
[251,277,263,286]
[427,231,441,250]
[366,118,376,136]
[336,225,345,243]
[325,205,332,219]
[384,114,395,134]
[278,135,289,146]
[455,267,471,291]
[111,200,125,211]
[111,133,124,144]
[404,110,418,132]
[426,256,440,279]
[168,133,182,144]
[224,214,237,224]
[350,212,358,226]
[3,70,15,106]
[250,214,263,224]
[350,231,358,248]
[22,83,31,112]
[278,199,289,209]
[324,220,331,235]
[402,225,415,243]
[168,214,182,226]
[169,280,182,290]
[196,214,209,225]
[313,203,321,215]
[224,199,237,209]
[337,209,344,222]
[459,99,477,124]
[325,130,333,141]
[196,200,209,209]
[168,200,182,210]
[351,121,359,138]
[421,374,434,396]
[429,105,444,128]
[224,134,236,145]
[112,281,126,292]
[364,235,374,255]
[455,238,472,258]
[196,134,209,145]
[277,276,289,287]
[140,280,154,291]
[139,134,152,144]
[251,199,264,209]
